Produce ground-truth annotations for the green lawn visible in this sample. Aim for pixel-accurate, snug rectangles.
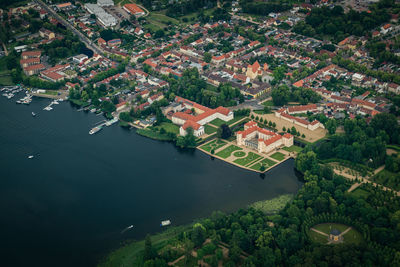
[263,100,274,106]
[270,152,285,161]
[351,188,370,199]
[249,194,293,214]
[313,223,350,234]
[154,122,179,135]
[215,144,242,159]
[199,139,227,152]
[209,118,226,127]
[0,75,13,86]
[342,228,363,245]
[233,151,246,157]
[226,116,245,126]
[372,169,400,191]
[234,152,261,166]
[249,157,277,171]
[282,145,303,153]
[204,124,218,135]
[309,230,328,244]
[136,128,172,141]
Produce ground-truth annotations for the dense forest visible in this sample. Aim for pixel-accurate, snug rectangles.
[240,0,293,15]
[271,84,321,106]
[316,113,400,168]
[293,4,391,42]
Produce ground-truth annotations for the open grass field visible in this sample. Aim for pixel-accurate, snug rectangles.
[215,144,242,159]
[155,122,179,135]
[342,228,363,245]
[249,194,293,214]
[282,145,303,153]
[234,152,261,166]
[209,118,226,127]
[249,157,277,171]
[310,223,363,245]
[270,152,285,161]
[200,139,227,152]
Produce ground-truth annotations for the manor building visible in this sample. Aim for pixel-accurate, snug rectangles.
[237,121,293,154]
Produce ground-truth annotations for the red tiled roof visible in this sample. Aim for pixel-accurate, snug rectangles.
[287,104,317,113]
[182,120,201,130]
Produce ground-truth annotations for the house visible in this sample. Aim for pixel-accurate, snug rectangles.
[381,23,392,34]
[236,121,293,154]
[107,38,121,47]
[39,28,55,40]
[73,54,89,64]
[275,109,324,131]
[387,83,400,95]
[123,3,145,17]
[134,27,143,35]
[97,0,114,7]
[23,64,46,76]
[21,50,41,59]
[20,57,40,68]
[246,61,264,79]
[171,96,233,137]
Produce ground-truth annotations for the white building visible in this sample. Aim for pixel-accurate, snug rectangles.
[237,121,293,154]
[97,0,114,7]
[171,96,233,137]
[72,54,88,64]
[84,3,117,27]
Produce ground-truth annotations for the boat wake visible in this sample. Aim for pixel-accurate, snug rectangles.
[121,225,133,234]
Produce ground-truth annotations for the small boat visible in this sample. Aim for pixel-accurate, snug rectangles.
[89,125,102,135]
[52,100,59,105]
[160,220,171,227]
[105,117,118,126]
[32,112,36,117]
[43,106,53,111]
[28,155,34,159]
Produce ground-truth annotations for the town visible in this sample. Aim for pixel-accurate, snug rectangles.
[1,0,400,266]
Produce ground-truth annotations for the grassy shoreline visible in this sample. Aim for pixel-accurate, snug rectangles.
[98,194,294,266]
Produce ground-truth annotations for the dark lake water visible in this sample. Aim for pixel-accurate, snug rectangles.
[0,94,302,267]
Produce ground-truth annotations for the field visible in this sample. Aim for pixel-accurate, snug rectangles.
[282,145,303,153]
[270,152,285,161]
[313,223,349,233]
[215,145,242,159]
[0,57,13,86]
[249,157,277,171]
[154,122,180,135]
[209,118,226,127]
[249,194,293,214]
[199,139,227,153]
[136,128,173,141]
[308,230,329,244]
[233,152,261,166]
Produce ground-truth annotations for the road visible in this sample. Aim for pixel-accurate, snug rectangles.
[35,0,105,56]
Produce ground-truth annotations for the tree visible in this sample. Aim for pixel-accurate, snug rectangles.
[229,245,241,263]
[271,85,290,106]
[203,52,212,63]
[154,29,165,38]
[326,118,337,134]
[191,223,206,247]
[217,124,232,139]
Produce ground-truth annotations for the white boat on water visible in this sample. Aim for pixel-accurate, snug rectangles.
[89,126,102,135]
[32,112,36,117]
[28,155,34,159]
[160,220,171,227]
[52,100,59,105]
[43,106,53,111]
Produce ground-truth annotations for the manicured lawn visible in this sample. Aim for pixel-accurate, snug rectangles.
[342,228,363,245]
[282,145,303,153]
[270,152,285,161]
[209,118,226,127]
[226,116,245,126]
[249,157,277,171]
[234,152,261,166]
[136,128,172,141]
[215,144,242,159]
[309,230,328,244]
[233,151,246,157]
[0,75,13,86]
[204,124,217,135]
[155,122,179,135]
[200,139,227,152]
[313,223,350,234]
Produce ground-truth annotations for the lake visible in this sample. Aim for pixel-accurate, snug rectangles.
[0,94,302,266]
